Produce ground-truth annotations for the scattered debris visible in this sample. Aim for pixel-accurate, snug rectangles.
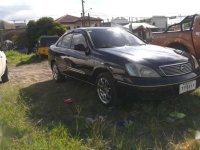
[85,116,106,124]
[106,145,117,150]
[35,119,43,126]
[98,115,105,122]
[166,112,186,123]
[116,119,133,127]
[86,117,95,124]
[64,98,73,104]
[166,117,176,123]
[169,112,186,119]
[195,130,200,140]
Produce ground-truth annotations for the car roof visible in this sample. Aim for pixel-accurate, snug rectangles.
[68,27,119,33]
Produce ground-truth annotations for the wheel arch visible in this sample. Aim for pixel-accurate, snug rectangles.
[92,67,113,82]
[50,60,56,70]
[167,42,189,52]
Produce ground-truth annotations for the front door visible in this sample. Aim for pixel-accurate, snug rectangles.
[65,32,93,79]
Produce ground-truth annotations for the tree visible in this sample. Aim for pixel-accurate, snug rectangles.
[26,17,66,53]
[26,20,37,52]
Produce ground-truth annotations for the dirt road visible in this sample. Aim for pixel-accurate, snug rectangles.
[8,62,52,86]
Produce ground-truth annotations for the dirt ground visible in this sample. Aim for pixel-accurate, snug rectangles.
[8,62,52,86]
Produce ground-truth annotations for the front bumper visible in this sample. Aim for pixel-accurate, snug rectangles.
[115,70,200,97]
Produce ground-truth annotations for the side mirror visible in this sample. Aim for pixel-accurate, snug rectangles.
[74,44,86,51]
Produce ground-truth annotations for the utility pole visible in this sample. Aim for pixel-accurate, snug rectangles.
[81,0,85,27]
[88,13,90,27]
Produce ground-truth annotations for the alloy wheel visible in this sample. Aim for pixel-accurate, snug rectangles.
[52,64,59,81]
[97,77,112,104]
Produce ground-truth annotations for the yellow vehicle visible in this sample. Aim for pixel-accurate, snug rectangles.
[36,35,59,56]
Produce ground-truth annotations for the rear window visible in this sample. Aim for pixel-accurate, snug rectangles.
[39,37,59,47]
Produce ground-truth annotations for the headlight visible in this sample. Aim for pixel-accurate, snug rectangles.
[191,55,199,69]
[125,63,160,77]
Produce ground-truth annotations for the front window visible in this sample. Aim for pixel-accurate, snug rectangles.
[57,34,72,48]
[71,33,87,50]
[88,28,145,48]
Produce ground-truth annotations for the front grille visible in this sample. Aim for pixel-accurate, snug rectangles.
[159,62,193,76]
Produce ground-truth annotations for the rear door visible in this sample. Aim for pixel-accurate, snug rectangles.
[52,33,73,73]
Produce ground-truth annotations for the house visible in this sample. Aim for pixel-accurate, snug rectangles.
[14,22,26,29]
[101,22,124,28]
[150,16,167,31]
[0,20,15,30]
[124,23,158,41]
[111,17,129,26]
[56,14,103,30]
[134,16,167,31]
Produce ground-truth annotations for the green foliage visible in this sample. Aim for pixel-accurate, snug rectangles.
[1,58,200,149]
[4,50,33,64]
[14,30,28,48]
[0,84,87,150]
[26,17,66,52]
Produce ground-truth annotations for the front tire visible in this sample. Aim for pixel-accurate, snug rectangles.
[52,62,64,82]
[1,66,9,83]
[96,73,119,106]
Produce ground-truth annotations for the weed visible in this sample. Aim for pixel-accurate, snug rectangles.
[1,64,200,149]
[5,50,45,65]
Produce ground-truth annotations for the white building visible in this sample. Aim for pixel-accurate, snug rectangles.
[151,16,167,31]
[111,17,129,25]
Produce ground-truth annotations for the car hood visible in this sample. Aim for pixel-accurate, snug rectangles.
[97,44,190,66]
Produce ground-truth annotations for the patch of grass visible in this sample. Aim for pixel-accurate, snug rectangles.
[4,50,46,65]
[0,84,90,149]
[5,50,33,64]
[1,76,200,149]
[19,77,200,149]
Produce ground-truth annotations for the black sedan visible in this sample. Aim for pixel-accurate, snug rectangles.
[48,27,200,106]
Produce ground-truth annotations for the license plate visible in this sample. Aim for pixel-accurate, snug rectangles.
[179,80,196,94]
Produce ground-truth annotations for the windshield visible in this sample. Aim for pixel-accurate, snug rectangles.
[88,28,145,48]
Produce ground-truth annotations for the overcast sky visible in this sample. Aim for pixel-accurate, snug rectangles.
[0,0,199,22]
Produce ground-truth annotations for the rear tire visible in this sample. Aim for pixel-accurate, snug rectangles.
[96,72,120,106]
[1,66,9,83]
[52,62,65,82]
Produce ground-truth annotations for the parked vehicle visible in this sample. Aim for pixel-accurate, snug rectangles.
[36,35,59,56]
[150,14,200,61]
[48,27,200,106]
[0,51,9,83]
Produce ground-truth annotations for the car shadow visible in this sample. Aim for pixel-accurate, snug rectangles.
[16,55,47,67]
[19,77,200,139]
